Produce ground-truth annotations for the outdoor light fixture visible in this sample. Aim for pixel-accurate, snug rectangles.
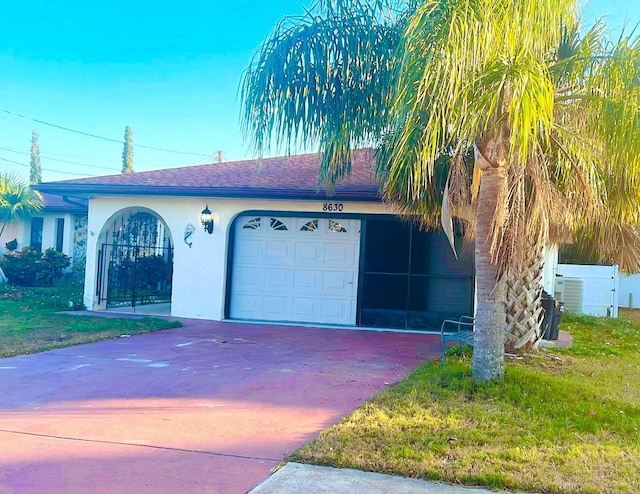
[200,205,214,234]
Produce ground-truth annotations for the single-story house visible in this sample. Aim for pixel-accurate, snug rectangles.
[0,192,88,267]
[35,150,557,330]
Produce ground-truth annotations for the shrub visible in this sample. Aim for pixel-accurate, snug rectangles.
[0,247,71,286]
[41,248,72,286]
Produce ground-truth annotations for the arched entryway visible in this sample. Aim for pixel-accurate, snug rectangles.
[95,208,173,313]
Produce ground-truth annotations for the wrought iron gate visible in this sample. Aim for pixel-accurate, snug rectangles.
[96,212,173,308]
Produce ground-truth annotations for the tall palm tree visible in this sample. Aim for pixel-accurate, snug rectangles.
[0,172,44,238]
[242,0,640,380]
[386,1,640,379]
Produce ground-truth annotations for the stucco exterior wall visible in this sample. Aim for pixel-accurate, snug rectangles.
[0,221,25,253]
[85,195,393,320]
[0,213,78,260]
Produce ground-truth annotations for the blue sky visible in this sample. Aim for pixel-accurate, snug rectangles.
[0,0,638,182]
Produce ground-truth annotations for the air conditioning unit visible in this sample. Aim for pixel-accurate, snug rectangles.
[555,277,584,313]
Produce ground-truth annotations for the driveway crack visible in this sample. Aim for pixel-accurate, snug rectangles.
[0,428,282,462]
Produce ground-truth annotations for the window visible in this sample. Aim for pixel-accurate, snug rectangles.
[270,218,288,231]
[30,217,44,252]
[55,218,64,252]
[328,220,347,233]
[300,220,319,232]
[242,217,261,230]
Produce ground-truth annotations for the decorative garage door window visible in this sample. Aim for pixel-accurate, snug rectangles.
[300,219,319,231]
[270,218,288,231]
[329,220,347,233]
[242,217,261,230]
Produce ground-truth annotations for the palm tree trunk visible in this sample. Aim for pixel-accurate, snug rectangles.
[472,165,507,381]
[505,236,545,351]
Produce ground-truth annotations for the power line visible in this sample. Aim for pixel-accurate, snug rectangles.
[0,147,119,172]
[0,144,124,164]
[1,109,217,158]
[0,156,93,177]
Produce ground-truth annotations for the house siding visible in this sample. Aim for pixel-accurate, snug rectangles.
[0,212,80,262]
[86,195,392,320]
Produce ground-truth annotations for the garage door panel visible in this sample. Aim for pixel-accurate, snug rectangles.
[231,215,360,325]
[320,299,351,320]
[235,240,265,263]
[322,271,354,292]
[233,267,264,291]
[264,269,290,289]
[232,294,261,317]
[324,243,358,265]
[262,296,289,318]
[265,241,291,261]
[293,270,321,291]
[291,297,320,319]
[294,242,323,263]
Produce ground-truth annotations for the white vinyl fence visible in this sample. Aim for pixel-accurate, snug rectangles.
[556,264,619,317]
[618,274,640,309]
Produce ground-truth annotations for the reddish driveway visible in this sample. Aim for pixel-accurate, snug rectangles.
[0,319,439,493]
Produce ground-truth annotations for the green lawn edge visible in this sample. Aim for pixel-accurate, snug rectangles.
[0,284,181,359]
[291,313,640,494]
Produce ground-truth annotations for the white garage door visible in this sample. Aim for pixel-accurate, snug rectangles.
[230,215,361,325]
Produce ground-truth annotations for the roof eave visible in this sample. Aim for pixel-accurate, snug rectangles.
[34,184,383,202]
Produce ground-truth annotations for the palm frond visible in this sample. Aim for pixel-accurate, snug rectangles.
[0,172,44,237]
[241,0,410,185]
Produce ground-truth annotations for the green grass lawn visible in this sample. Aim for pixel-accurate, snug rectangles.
[0,284,181,358]
[292,313,640,494]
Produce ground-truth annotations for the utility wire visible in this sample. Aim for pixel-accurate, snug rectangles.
[0,147,119,172]
[0,144,125,164]
[0,156,93,177]
[1,109,216,158]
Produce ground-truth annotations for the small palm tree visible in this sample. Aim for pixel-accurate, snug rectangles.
[242,0,640,380]
[0,172,44,238]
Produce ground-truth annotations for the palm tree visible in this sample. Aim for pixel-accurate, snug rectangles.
[241,0,640,380]
[0,172,44,238]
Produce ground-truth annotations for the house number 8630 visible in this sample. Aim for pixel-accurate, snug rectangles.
[322,203,344,212]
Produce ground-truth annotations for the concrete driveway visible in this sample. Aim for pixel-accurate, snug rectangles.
[0,318,439,493]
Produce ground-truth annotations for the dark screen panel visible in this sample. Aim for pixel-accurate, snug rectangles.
[363,220,410,273]
[359,218,474,330]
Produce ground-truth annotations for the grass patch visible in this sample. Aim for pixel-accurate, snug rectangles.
[292,313,640,494]
[0,284,181,358]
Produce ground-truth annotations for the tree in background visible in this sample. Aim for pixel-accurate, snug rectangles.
[0,172,43,238]
[242,0,640,380]
[121,126,134,174]
[29,129,41,184]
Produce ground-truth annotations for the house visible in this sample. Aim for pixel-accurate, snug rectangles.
[0,192,88,267]
[35,150,478,330]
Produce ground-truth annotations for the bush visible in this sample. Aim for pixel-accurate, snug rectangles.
[0,247,71,286]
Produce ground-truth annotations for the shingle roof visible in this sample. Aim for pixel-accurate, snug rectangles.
[35,150,382,201]
[40,192,87,212]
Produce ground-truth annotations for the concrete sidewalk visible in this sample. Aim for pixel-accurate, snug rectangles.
[250,463,517,493]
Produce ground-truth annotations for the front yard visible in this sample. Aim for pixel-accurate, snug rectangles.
[292,313,640,494]
[0,284,180,358]
[3,283,638,493]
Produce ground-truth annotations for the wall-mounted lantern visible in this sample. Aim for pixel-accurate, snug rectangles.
[200,205,214,234]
